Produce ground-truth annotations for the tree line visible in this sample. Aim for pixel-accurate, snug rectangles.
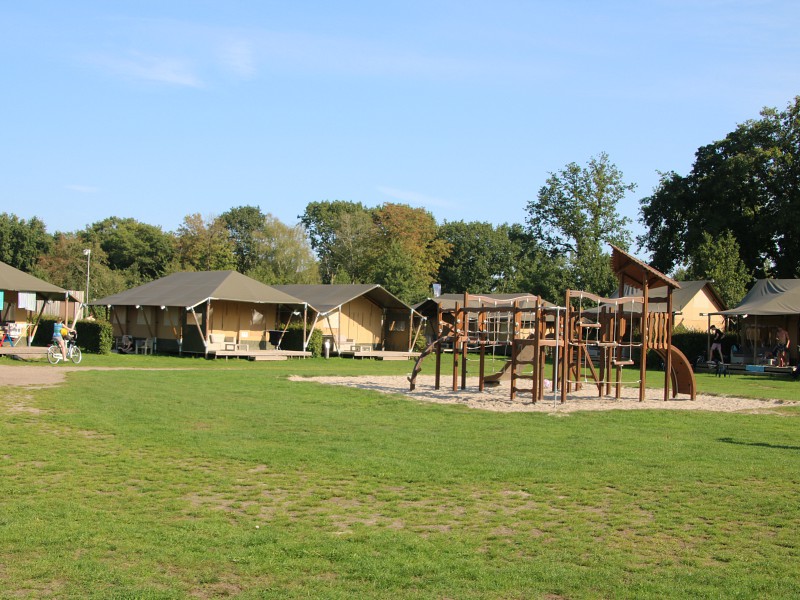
[3,96,799,308]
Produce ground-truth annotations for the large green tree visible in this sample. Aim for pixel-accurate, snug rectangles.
[369,203,450,303]
[526,153,633,296]
[299,200,373,283]
[219,206,268,275]
[84,217,176,282]
[436,221,518,294]
[639,96,800,278]
[685,230,751,309]
[175,214,236,272]
[245,215,320,285]
[35,234,130,302]
[0,213,52,272]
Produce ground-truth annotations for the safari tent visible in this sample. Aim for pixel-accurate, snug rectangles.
[718,279,800,365]
[92,271,307,355]
[273,284,423,355]
[0,260,76,346]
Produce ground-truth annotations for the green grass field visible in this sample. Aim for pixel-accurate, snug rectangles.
[1,356,799,598]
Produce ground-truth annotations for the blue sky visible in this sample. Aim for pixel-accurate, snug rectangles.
[3,1,799,253]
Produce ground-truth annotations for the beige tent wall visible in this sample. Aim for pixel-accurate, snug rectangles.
[317,296,382,349]
[677,289,724,331]
[207,300,280,348]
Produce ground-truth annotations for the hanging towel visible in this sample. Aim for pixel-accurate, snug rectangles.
[18,292,37,311]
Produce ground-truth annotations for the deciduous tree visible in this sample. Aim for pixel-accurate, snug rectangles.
[639,96,800,278]
[526,153,633,296]
[685,231,751,308]
[0,213,52,272]
[175,214,236,272]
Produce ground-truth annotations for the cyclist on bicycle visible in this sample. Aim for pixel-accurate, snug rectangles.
[53,318,74,360]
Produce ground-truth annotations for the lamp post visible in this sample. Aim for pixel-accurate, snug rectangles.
[82,248,91,319]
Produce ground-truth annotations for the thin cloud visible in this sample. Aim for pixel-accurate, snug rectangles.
[89,51,203,88]
[65,184,99,194]
[219,39,257,79]
[377,186,455,210]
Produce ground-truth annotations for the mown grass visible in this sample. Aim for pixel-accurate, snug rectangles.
[1,356,799,598]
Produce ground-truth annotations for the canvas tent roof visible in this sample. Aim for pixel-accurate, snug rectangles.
[719,279,800,316]
[91,271,305,309]
[0,260,70,301]
[273,284,416,316]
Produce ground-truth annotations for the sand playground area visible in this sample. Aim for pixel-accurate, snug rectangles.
[289,374,798,414]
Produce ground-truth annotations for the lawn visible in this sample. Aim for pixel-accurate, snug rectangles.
[1,356,799,598]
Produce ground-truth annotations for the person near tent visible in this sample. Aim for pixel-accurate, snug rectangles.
[709,325,725,363]
[773,327,790,367]
[52,318,74,360]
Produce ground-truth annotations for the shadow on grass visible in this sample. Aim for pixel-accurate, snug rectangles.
[718,436,800,451]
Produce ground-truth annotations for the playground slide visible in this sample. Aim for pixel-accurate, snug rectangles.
[484,345,535,384]
[654,347,697,400]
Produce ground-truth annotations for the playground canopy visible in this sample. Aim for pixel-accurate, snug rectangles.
[610,244,681,291]
[719,279,800,316]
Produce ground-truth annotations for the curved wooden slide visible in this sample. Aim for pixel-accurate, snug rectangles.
[654,347,697,400]
[484,344,536,384]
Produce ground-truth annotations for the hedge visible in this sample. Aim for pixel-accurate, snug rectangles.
[32,317,114,354]
[279,323,323,357]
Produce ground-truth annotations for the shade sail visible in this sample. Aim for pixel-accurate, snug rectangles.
[720,279,800,316]
[91,271,305,309]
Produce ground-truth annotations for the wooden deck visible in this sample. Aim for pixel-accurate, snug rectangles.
[702,362,795,377]
[0,346,49,359]
[339,350,420,361]
[211,349,312,361]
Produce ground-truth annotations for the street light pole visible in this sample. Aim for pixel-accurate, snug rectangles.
[83,248,91,319]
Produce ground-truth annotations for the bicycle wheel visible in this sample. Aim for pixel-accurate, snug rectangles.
[47,345,60,364]
[70,346,82,364]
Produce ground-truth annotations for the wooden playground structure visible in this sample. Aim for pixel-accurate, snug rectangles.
[408,246,696,403]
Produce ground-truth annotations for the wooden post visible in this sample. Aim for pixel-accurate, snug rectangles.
[561,290,571,404]
[640,277,648,402]
[665,287,674,401]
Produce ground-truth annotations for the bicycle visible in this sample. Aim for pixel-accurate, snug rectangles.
[48,331,82,364]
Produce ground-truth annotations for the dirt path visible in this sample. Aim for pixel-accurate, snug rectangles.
[0,364,194,388]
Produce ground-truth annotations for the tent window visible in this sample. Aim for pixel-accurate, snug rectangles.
[251,309,265,327]
[162,309,179,326]
[136,307,153,325]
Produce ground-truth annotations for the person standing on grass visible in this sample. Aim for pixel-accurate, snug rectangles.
[709,325,725,363]
[774,327,790,367]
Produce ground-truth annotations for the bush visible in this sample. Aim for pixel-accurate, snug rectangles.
[32,317,113,354]
[279,323,323,357]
